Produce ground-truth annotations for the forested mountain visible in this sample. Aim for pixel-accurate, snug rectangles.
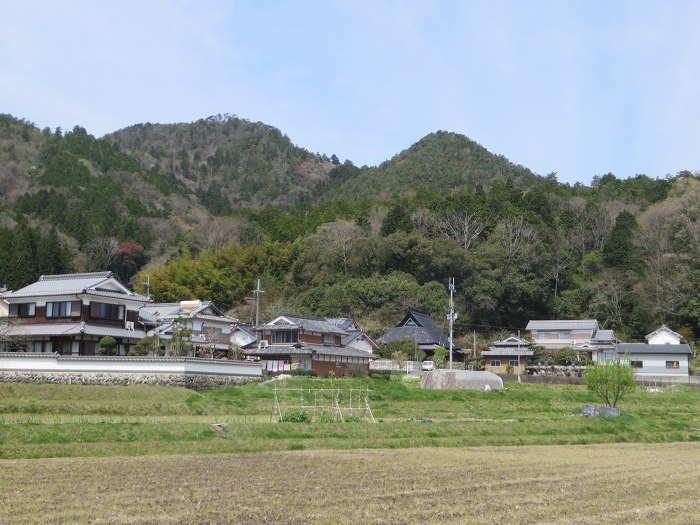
[1,112,699,349]
[314,131,539,200]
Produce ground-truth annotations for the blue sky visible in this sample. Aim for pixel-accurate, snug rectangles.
[2,1,700,185]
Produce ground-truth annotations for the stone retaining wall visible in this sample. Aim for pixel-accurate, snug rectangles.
[0,371,259,390]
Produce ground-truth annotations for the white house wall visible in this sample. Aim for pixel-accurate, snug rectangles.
[647,332,682,345]
[531,329,596,349]
[628,353,689,376]
[347,339,374,353]
[598,352,689,376]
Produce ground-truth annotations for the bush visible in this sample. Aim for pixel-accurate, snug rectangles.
[98,336,118,356]
[288,369,318,377]
[345,364,367,378]
[370,370,391,381]
[557,348,579,365]
[433,347,448,369]
[315,414,337,423]
[326,370,336,379]
[343,415,364,423]
[281,410,312,423]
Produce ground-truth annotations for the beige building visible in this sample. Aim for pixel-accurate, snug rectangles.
[525,319,600,350]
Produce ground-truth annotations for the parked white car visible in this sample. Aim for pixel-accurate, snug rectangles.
[421,360,435,371]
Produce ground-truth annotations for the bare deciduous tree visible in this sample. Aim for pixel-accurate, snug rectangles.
[196,217,249,251]
[496,217,539,260]
[432,210,488,251]
[84,237,119,272]
[309,220,363,274]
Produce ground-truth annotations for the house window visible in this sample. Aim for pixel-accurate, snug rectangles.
[90,302,126,321]
[508,360,519,367]
[630,361,643,368]
[336,361,342,368]
[323,333,335,344]
[17,303,36,317]
[46,301,72,317]
[490,360,501,367]
[271,330,298,344]
[666,361,680,369]
[53,340,73,355]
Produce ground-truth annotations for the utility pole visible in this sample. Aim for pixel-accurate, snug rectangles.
[141,274,151,300]
[253,278,264,327]
[448,277,455,370]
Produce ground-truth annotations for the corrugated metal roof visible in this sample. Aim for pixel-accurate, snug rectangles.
[526,320,599,330]
[616,343,692,355]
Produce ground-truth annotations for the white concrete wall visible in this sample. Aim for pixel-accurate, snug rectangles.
[647,332,682,345]
[0,353,263,377]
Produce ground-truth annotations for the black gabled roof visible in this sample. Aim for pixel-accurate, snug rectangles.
[377,309,461,351]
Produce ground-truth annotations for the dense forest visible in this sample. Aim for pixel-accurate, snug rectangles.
[1,113,699,348]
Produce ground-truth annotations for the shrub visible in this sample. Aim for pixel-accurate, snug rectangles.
[433,347,448,369]
[326,370,336,379]
[557,348,579,365]
[370,370,391,381]
[288,369,318,377]
[345,364,367,378]
[128,336,165,356]
[343,415,364,423]
[98,336,118,356]
[315,414,337,423]
[281,410,312,423]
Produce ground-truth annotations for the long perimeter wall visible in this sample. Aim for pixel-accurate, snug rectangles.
[0,353,263,390]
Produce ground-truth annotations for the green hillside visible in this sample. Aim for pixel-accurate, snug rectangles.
[316,130,539,200]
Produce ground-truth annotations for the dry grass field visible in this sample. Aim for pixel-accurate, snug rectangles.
[2,442,699,524]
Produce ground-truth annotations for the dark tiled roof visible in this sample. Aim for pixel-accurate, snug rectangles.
[490,335,530,349]
[482,348,533,356]
[616,343,692,355]
[377,309,461,351]
[2,271,142,300]
[256,314,346,335]
[0,322,145,339]
[245,343,375,359]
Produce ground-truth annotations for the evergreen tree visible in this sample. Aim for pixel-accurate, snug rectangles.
[602,211,638,269]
